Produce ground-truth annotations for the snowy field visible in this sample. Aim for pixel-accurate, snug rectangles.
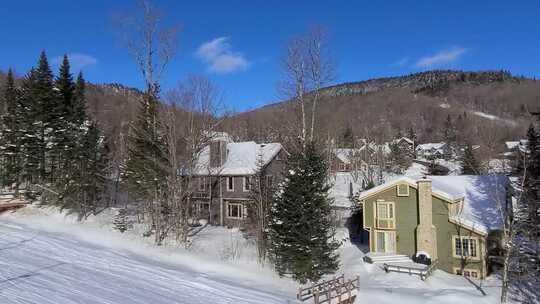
[0,205,506,304]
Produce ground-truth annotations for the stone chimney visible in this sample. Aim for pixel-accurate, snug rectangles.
[416,179,438,260]
[210,140,227,168]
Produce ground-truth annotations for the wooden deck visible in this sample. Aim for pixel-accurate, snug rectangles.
[383,260,438,281]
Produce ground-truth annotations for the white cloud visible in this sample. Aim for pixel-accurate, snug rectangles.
[196,37,249,74]
[52,53,98,71]
[415,47,466,68]
[392,57,409,67]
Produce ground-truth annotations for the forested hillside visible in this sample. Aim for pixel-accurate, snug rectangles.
[222,70,540,158]
[2,69,538,159]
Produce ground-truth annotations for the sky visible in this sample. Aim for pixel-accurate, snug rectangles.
[1,1,539,111]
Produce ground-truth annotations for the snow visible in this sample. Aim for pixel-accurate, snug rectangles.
[0,206,509,304]
[335,230,503,304]
[416,142,446,152]
[334,148,358,164]
[329,173,362,208]
[470,111,517,127]
[193,141,283,175]
[0,206,296,304]
[430,175,508,233]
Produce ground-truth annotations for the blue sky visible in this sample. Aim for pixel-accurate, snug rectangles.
[1,1,539,111]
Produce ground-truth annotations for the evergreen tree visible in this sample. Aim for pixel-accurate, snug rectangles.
[341,124,354,148]
[407,126,417,157]
[388,141,411,173]
[72,72,87,126]
[51,55,77,182]
[268,142,341,283]
[426,159,447,176]
[18,68,42,183]
[0,69,22,187]
[443,114,457,159]
[461,143,480,175]
[113,207,129,233]
[124,86,168,201]
[26,51,57,182]
[525,124,540,232]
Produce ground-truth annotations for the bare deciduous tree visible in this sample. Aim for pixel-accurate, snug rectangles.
[116,0,179,94]
[279,26,335,148]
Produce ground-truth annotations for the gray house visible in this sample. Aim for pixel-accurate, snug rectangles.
[190,136,286,227]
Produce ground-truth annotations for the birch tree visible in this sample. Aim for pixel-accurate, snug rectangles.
[279,26,335,148]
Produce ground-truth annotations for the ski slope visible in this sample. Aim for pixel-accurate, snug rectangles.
[0,219,295,304]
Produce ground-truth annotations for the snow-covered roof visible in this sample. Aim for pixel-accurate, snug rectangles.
[358,175,508,235]
[334,148,361,164]
[505,140,528,153]
[395,137,414,145]
[206,131,234,143]
[193,141,283,176]
[416,142,446,152]
[505,141,519,150]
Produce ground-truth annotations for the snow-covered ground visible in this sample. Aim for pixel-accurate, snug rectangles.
[0,207,296,304]
[0,205,506,304]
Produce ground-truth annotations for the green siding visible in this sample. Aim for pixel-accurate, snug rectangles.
[362,184,486,277]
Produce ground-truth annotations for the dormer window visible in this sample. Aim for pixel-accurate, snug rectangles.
[397,184,409,197]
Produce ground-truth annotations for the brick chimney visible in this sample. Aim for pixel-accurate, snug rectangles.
[210,140,227,167]
[416,179,438,260]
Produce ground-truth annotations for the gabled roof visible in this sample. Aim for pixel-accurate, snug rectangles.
[334,148,357,164]
[358,175,508,235]
[395,137,414,145]
[192,141,283,176]
[416,142,446,152]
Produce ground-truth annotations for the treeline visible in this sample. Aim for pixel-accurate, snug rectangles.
[0,52,108,218]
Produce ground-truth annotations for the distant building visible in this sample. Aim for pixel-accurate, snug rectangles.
[189,134,287,227]
[416,142,447,160]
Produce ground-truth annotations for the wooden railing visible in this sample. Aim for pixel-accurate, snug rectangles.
[383,260,438,281]
[297,274,359,304]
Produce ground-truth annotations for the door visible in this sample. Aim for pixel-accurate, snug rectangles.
[375,231,396,253]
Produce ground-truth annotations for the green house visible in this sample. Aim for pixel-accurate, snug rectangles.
[357,175,508,279]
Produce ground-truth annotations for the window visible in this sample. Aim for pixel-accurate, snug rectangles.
[396,184,409,197]
[454,268,480,279]
[376,201,395,229]
[227,176,234,191]
[198,177,206,192]
[227,202,244,219]
[266,175,274,188]
[243,177,251,192]
[453,236,479,259]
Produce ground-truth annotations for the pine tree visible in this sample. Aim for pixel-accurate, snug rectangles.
[113,207,129,233]
[426,159,447,176]
[268,142,341,283]
[72,72,87,126]
[51,55,77,182]
[18,68,42,183]
[25,51,57,182]
[461,143,480,175]
[443,114,457,159]
[124,87,168,201]
[0,69,22,187]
